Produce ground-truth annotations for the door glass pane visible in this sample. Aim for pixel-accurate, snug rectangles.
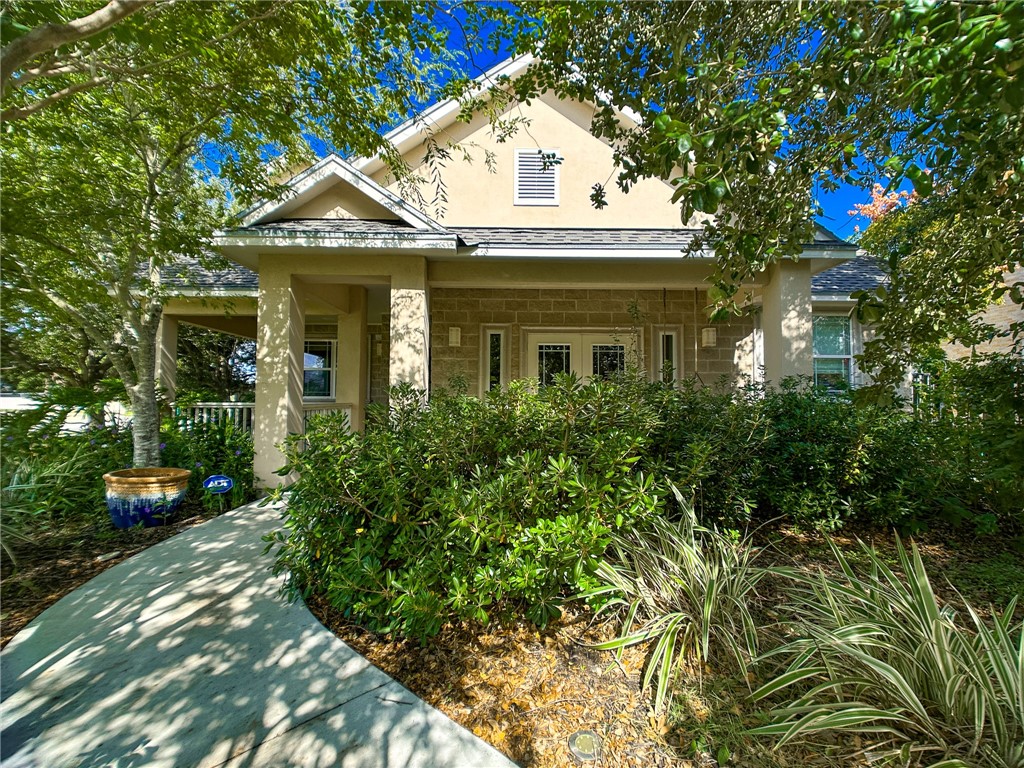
[488,333,502,391]
[813,316,851,357]
[303,369,331,397]
[592,344,625,378]
[538,344,571,386]
[814,358,850,389]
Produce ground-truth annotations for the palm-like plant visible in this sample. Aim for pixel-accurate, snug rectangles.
[583,485,764,713]
[751,538,1024,768]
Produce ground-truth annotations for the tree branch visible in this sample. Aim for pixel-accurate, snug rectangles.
[1,76,110,122]
[1,0,156,97]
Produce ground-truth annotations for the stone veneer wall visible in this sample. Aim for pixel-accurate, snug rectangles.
[429,288,757,394]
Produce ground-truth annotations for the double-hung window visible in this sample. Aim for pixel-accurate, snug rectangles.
[812,315,853,390]
[303,340,334,399]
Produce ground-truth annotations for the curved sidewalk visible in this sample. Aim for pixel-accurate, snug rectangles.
[1,501,516,768]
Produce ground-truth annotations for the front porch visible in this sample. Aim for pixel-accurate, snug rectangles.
[158,256,824,486]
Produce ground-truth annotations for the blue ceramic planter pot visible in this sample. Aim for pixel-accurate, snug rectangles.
[103,468,192,529]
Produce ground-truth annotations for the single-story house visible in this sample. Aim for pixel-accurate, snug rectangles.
[159,57,885,484]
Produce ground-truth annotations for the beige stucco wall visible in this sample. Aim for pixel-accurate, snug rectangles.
[289,180,401,221]
[374,93,693,229]
[761,260,813,383]
[429,287,756,393]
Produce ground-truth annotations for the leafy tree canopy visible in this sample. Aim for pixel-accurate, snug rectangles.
[1,1,466,466]
[487,0,1023,382]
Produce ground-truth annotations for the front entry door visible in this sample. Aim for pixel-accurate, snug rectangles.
[525,332,638,384]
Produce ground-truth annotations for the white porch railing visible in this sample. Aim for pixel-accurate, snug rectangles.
[174,402,352,433]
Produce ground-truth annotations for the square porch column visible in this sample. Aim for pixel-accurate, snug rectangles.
[761,259,813,385]
[389,258,429,392]
[155,315,178,404]
[336,286,368,430]
[254,270,305,486]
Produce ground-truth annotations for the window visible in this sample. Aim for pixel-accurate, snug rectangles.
[813,315,852,390]
[514,148,560,206]
[303,340,334,399]
[654,329,680,382]
[483,329,507,393]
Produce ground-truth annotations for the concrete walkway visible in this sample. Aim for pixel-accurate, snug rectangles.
[1,501,516,768]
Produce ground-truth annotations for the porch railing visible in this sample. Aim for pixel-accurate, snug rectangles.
[174,402,352,434]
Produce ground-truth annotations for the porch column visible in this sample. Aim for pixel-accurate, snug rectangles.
[155,315,178,404]
[254,270,305,486]
[389,258,429,392]
[761,258,813,385]
[336,286,368,430]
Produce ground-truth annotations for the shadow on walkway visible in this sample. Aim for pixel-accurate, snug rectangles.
[1,502,514,768]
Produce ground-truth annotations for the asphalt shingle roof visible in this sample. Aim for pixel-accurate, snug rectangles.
[182,219,873,297]
[162,257,258,290]
[812,254,888,295]
[452,226,703,249]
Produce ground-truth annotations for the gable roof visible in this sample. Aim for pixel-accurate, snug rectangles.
[240,154,447,232]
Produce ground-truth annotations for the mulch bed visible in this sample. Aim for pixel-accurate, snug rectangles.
[308,594,682,768]
[1,505,220,648]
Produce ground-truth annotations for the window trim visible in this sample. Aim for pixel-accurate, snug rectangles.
[303,339,336,401]
[513,148,561,207]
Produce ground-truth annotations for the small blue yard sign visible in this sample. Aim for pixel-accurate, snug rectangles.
[203,475,234,494]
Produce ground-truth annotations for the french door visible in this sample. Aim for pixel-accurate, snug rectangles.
[525,332,638,384]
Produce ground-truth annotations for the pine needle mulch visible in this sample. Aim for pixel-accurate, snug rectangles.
[307,596,683,768]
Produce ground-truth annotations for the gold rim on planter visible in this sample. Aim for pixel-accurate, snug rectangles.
[103,467,192,492]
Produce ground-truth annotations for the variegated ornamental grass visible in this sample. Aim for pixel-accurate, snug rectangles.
[582,486,765,714]
[752,538,1024,768]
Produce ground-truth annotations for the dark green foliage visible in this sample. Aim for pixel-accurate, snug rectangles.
[268,377,666,639]
[159,421,256,510]
[269,375,1023,642]
[1,407,257,549]
[911,354,1024,533]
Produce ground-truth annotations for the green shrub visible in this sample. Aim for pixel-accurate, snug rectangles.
[267,378,668,640]
[584,486,764,713]
[1,416,134,535]
[752,538,1024,767]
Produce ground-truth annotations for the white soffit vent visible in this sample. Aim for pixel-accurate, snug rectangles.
[514,148,560,206]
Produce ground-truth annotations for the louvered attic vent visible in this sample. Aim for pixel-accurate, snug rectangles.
[514,148,561,206]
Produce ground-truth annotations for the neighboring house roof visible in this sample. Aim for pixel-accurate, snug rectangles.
[812,254,887,295]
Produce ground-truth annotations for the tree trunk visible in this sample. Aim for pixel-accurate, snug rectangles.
[129,330,162,467]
